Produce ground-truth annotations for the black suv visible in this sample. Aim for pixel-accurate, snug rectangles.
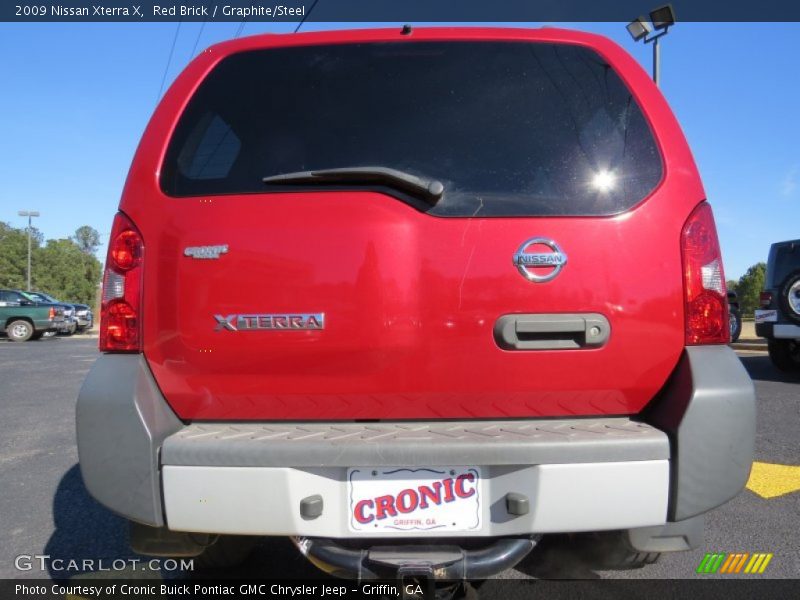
[756,239,800,372]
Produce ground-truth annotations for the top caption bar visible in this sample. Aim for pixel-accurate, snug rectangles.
[5,0,800,22]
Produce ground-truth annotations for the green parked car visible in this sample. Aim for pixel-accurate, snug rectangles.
[0,289,65,342]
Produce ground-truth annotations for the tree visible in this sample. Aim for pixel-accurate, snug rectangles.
[726,279,738,295]
[0,223,46,289]
[736,262,767,316]
[74,225,101,256]
[0,222,30,289]
[0,222,101,304]
[33,239,102,305]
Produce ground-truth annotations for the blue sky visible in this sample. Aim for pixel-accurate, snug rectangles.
[0,20,797,280]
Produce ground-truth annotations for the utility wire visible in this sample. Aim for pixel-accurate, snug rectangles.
[156,20,182,104]
[294,0,320,33]
[189,20,206,57]
[234,19,248,38]
[189,4,209,58]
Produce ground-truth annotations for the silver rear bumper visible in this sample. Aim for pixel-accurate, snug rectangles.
[76,346,755,537]
[159,417,671,536]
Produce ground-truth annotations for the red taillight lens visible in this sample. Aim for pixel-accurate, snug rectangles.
[759,291,773,308]
[681,202,729,345]
[100,212,143,352]
[111,230,142,271]
[105,301,138,347]
[48,307,55,320]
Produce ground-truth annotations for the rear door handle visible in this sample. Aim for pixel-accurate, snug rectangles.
[494,313,610,350]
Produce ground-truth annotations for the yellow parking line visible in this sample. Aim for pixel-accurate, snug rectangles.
[746,462,800,499]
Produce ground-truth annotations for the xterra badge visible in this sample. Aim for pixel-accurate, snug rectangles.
[214,313,325,331]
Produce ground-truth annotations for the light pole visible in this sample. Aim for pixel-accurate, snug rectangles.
[627,4,676,87]
[17,210,40,291]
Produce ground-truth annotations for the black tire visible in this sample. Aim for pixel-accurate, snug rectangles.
[779,269,800,325]
[607,550,661,570]
[520,532,659,578]
[57,322,77,336]
[576,532,660,570]
[554,532,660,571]
[192,535,259,569]
[729,306,742,342]
[6,319,34,342]
[768,339,800,372]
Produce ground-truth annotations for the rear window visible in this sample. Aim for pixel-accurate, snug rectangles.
[161,41,663,217]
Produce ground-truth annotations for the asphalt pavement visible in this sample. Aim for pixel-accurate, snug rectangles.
[0,336,797,590]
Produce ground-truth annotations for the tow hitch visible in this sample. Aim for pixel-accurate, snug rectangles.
[292,536,536,595]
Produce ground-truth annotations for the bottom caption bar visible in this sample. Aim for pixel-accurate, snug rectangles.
[6,579,799,600]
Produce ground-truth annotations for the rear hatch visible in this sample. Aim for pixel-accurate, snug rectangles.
[139,36,689,420]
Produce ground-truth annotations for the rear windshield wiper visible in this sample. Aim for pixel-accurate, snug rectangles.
[262,167,444,205]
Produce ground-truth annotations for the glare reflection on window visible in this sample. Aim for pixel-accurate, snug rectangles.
[591,170,616,193]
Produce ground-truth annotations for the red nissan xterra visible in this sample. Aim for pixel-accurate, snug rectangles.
[77,27,755,583]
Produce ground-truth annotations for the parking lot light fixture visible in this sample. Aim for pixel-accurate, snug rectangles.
[626,4,676,87]
[650,4,676,30]
[626,17,652,42]
[17,210,40,292]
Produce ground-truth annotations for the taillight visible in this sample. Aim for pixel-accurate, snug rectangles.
[48,307,55,320]
[99,212,143,352]
[759,291,773,308]
[681,202,729,345]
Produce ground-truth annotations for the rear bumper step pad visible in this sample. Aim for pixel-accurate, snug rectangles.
[161,418,669,468]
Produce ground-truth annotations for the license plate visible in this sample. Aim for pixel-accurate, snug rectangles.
[755,309,777,324]
[347,466,481,533]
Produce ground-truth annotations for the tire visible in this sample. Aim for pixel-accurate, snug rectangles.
[768,339,800,372]
[547,532,660,572]
[779,269,800,325]
[607,550,661,570]
[58,322,77,336]
[729,306,742,342]
[6,320,34,342]
[192,535,259,569]
[577,532,659,570]
[30,332,44,341]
